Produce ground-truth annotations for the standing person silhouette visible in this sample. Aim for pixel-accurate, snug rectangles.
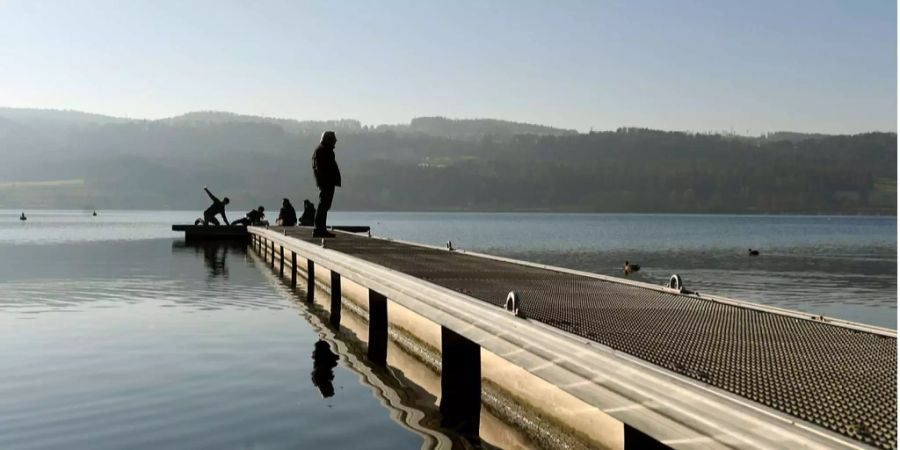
[311,131,341,238]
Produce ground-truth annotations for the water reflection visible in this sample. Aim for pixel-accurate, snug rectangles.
[250,245,550,449]
[171,240,248,280]
[0,238,427,450]
[203,245,229,278]
[252,253,473,449]
[311,339,339,398]
[0,240,280,315]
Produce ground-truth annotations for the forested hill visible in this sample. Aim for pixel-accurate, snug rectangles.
[0,108,894,214]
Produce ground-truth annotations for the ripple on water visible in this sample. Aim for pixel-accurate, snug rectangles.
[0,278,288,316]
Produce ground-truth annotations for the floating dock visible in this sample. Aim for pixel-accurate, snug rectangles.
[172,224,370,241]
[172,225,250,240]
[249,226,896,450]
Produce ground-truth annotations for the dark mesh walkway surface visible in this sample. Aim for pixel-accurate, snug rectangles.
[280,229,897,449]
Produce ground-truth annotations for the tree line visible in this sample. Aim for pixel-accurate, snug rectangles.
[0,109,894,214]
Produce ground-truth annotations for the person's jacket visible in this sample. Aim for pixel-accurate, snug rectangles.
[299,204,316,225]
[312,144,341,188]
[205,199,225,217]
[278,206,297,226]
[246,209,264,223]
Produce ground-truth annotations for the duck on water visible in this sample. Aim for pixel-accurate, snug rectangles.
[623,261,640,274]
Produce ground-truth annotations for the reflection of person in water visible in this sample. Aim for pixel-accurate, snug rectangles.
[203,244,228,278]
[311,340,339,398]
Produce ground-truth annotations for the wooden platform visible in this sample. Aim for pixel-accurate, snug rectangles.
[172,225,249,240]
[172,224,370,240]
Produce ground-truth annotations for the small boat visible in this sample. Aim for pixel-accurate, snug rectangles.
[623,261,640,274]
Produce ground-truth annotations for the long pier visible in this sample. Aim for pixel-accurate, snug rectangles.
[248,226,896,450]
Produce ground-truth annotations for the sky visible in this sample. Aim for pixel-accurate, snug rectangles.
[0,0,896,134]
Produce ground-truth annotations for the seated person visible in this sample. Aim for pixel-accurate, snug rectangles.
[275,198,297,226]
[299,199,316,226]
[232,206,268,226]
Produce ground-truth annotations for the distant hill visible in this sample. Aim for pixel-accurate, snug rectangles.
[0,108,578,140]
[0,107,134,126]
[0,106,894,214]
[161,111,579,139]
[403,116,577,139]
[164,111,364,135]
[762,131,832,143]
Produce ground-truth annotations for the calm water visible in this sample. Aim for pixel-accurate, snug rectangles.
[0,210,895,449]
[0,240,431,449]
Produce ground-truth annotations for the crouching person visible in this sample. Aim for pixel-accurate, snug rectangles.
[197,186,229,225]
[232,206,268,226]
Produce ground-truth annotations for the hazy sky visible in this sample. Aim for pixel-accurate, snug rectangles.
[0,0,895,133]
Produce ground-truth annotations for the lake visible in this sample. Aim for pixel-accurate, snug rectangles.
[0,210,895,449]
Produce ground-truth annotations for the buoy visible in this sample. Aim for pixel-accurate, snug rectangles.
[506,291,524,318]
[668,274,684,292]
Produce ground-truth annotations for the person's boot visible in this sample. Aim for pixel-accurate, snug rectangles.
[313,229,336,238]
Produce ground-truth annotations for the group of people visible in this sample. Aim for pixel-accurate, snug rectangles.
[197,191,317,227]
[195,131,341,238]
[232,198,317,227]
